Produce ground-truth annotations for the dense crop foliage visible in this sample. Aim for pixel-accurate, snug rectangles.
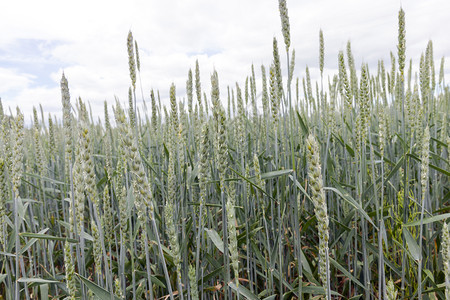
[0,2,448,299]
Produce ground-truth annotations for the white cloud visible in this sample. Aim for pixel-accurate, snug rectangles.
[0,68,35,94]
[0,0,449,121]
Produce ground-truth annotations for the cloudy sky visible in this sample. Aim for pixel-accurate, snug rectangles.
[0,0,449,122]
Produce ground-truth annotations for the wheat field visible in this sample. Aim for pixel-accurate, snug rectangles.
[0,1,448,299]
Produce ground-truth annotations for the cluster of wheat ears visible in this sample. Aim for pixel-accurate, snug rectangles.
[0,1,448,299]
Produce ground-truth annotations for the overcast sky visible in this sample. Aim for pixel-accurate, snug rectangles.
[0,0,449,122]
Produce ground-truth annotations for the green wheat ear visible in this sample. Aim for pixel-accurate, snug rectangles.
[114,277,123,299]
[64,241,77,300]
[319,29,324,76]
[278,0,290,51]
[386,278,398,300]
[272,37,283,101]
[11,107,24,195]
[0,99,3,122]
[338,51,352,115]
[269,63,279,124]
[0,159,6,248]
[226,183,239,287]
[397,7,406,81]
[127,30,136,90]
[195,60,204,120]
[91,220,102,276]
[306,134,330,295]
[442,223,450,300]
[439,56,445,86]
[420,125,430,201]
[188,264,199,300]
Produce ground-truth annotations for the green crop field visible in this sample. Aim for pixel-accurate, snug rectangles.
[0,1,448,299]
